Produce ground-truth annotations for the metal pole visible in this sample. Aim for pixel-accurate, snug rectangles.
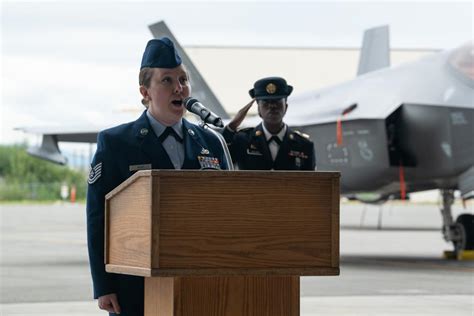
[199,122,234,171]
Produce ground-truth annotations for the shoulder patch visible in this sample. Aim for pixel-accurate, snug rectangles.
[88,162,102,184]
[294,130,310,139]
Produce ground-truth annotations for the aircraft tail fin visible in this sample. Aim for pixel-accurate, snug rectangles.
[148,21,229,119]
[357,25,390,76]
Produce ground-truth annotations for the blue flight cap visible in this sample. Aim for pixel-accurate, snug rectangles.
[249,77,293,100]
[140,37,182,69]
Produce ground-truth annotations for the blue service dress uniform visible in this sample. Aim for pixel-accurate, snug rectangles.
[223,123,316,170]
[86,111,228,316]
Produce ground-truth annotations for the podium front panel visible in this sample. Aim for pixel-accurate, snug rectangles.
[105,171,339,277]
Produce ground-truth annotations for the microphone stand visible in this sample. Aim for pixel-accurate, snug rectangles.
[199,121,234,171]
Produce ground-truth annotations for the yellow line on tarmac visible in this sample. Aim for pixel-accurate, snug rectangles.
[354,257,474,273]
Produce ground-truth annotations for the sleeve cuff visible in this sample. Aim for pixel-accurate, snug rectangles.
[225,125,236,133]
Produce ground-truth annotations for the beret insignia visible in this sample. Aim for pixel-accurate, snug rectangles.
[266,83,277,94]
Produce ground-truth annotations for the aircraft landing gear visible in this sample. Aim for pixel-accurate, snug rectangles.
[455,214,474,251]
[440,189,474,255]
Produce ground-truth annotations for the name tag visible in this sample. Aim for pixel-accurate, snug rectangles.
[129,163,152,172]
[246,149,263,156]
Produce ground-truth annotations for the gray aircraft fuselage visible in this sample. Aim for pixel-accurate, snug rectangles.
[284,42,473,199]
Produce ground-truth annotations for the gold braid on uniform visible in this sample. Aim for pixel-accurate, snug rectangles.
[294,130,310,139]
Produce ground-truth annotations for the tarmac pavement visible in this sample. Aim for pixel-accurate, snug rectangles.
[1,201,473,315]
[2,295,472,315]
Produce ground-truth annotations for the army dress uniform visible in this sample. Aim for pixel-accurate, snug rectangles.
[223,76,316,170]
[223,123,315,170]
[86,111,228,316]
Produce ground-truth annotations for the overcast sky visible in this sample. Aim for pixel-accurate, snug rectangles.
[1,0,473,145]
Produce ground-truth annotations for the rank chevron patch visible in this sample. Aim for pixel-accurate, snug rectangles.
[88,162,102,184]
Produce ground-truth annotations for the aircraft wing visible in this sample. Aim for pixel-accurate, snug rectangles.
[15,126,103,165]
[18,126,100,143]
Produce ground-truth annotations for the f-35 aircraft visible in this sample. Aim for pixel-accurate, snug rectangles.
[282,27,474,254]
[18,22,474,254]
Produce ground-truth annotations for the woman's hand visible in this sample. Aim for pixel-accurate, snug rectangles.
[98,293,121,314]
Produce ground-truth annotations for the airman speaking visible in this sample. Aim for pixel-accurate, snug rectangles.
[86,37,229,316]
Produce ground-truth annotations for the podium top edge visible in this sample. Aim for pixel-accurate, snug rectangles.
[143,169,340,176]
[139,169,340,181]
[105,169,340,201]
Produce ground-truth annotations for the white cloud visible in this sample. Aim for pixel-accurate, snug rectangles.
[3,54,140,124]
[1,1,472,145]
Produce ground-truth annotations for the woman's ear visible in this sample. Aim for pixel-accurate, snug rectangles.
[139,86,149,100]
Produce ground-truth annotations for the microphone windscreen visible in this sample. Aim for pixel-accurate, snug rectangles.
[183,97,198,110]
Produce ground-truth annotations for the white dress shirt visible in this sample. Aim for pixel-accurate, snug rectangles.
[261,124,287,161]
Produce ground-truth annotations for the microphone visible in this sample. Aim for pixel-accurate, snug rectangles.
[183,97,224,127]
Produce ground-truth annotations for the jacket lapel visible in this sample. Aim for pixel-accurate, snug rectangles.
[253,123,273,169]
[181,119,206,169]
[132,111,174,169]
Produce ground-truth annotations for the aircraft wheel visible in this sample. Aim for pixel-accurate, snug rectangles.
[455,213,474,251]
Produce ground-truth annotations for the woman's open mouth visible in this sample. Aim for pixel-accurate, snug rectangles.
[171,99,183,107]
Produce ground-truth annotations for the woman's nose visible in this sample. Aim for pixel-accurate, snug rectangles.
[174,81,183,94]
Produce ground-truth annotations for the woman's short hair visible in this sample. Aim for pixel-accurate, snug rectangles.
[139,67,155,107]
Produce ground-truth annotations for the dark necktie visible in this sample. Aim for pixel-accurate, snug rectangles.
[268,136,282,145]
[158,127,183,143]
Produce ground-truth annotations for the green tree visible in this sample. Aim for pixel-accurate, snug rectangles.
[0,144,87,201]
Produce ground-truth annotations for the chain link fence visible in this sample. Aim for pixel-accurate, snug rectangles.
[0,180,87,201]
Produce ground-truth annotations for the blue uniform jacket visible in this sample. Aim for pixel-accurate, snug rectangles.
[222,123,316,170]
[86,111,227,316]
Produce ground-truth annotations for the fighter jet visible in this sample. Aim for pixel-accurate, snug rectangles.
[18,22,473,254]
[281,27,473,255]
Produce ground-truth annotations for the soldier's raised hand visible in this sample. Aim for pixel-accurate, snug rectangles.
[227,99,256,131]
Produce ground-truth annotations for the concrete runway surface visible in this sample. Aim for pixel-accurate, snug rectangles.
[1,202,473,315]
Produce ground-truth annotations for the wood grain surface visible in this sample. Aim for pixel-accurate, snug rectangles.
[105,170,340,277]
[145,276,299,316]
[106,176,152,268]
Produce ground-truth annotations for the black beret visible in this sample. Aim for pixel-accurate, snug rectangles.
[140,37,182,69]
[249,77,293,100]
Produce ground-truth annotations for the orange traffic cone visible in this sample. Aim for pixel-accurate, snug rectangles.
[70,185,76,203]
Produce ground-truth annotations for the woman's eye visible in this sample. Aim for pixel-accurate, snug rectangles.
[179,77,189,85]
[161,77,172,84]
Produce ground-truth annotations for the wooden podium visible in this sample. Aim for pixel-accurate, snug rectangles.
[105,170,339,316]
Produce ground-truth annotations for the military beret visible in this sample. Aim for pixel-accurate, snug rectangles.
[140,37,182,69]
[249,77,293,100]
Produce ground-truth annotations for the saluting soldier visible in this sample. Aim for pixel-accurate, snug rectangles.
[222,77,316,170]
[86,38,228,316]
